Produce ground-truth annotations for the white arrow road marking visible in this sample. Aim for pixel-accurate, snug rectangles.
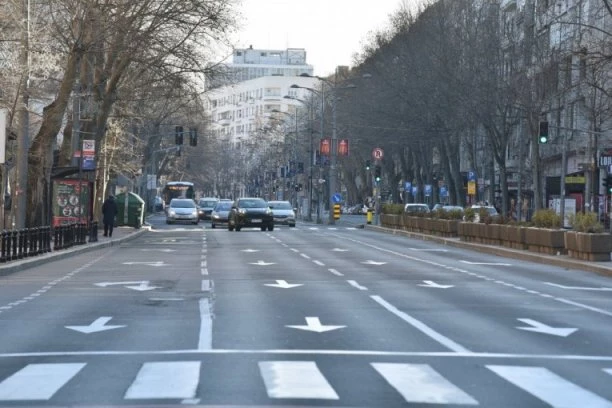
[65,317,126,334]
[95,281,148,288]
[516,318,578,337]
[544,282,612,291]
[140,248,176,252]
[362,260,387,265]
[124,282,162,291]
[264,280,303,289]
[460,261,512,266]
[286,317,346,333]
[241,249,260,252]
[418,280,454,289]
[250,260,276,266]
[331,248,349,252]
[123,261,166,267]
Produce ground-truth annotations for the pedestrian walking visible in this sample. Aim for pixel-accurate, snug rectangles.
[102,194,118,237]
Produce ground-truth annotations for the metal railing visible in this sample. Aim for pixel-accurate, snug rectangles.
[0,222,99,263]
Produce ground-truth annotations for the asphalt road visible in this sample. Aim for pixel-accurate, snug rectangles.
[0,214,611,407]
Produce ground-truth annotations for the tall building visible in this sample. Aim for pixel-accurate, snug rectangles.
[205,47,320,199]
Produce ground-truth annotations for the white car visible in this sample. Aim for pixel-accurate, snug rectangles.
[404,203,431,214]
[468,205,499,223]
[166,198,199,225]
[267,200,296,227]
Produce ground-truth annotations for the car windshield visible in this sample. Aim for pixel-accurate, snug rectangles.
[171,200,195,208]
[214,202,232,211]
[238,199,267,208]
[200,200,218,207]
[269,202,292,209]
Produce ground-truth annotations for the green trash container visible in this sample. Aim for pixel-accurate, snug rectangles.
[115,192,145,228]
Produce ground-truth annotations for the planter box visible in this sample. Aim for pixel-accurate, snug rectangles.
[500,225,527,249]
[524,227,566,255]
[565,231,612,262]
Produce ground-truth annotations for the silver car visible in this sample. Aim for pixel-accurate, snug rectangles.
[268,200,296,227]
[210,200,232,229]
[166,198,199,225]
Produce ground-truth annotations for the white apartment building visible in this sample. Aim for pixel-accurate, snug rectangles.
[207,47,320,145]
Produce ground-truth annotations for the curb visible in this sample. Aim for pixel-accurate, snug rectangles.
[0,228,148,277]
[364,224,612,277]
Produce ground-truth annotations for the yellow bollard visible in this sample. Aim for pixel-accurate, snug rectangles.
[366,209,373,224]
[333,204,341,220]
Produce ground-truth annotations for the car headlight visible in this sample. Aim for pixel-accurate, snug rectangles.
[212,213,219,219]
[266,208,272,215]
[238,208,246,214]
[169,210,176,216]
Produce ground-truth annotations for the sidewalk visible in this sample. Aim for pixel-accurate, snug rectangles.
[364,224,612,278]
[0,226,148,277]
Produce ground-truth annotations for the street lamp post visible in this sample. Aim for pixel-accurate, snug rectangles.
[292,72,357,224]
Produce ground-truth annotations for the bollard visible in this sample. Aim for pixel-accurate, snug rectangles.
[0,230,7,262]
[367,209,373,224]
[11,230,18,260]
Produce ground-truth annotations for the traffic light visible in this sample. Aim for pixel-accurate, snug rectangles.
[189,128,198,146]
[175,126,184,145]
[375,165,381,182]
[366,160,371,170]
[538,121,549,144]
[605,175,612,194]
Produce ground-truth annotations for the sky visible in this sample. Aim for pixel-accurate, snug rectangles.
[232,0,419,77]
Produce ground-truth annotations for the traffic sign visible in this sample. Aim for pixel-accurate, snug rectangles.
[468,170,477,182]
[332,193,342,203]
[372,148,384,160]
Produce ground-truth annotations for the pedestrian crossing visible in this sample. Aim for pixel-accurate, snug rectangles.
[0,360,610,405]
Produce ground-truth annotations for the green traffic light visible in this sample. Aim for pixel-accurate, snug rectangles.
[539,136,548,144]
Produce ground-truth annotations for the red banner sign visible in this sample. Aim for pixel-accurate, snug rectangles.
[320,138,331,156]
[338,139,349,156]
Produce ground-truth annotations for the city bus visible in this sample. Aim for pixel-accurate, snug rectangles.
[161,181,195,205]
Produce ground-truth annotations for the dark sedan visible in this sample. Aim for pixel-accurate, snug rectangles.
[228,198,274,231]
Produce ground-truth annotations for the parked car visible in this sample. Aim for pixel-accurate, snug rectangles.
[404,203,431,214]
[467,205,499,223]
[210,201,232,229]
[198,197,219,220]
[166,198,199,225]
[228,197,274,231]
[441,205,464,213]
[267,200,296,227]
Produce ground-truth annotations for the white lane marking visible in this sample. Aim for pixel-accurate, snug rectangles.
[300,253,311,259]
[198,299,212,350]
[372,363,478,405]
[488,365,612,408]
[149,298,184,301]
[290,248,299,253]
[0,363,86,400]
[201,268,208,276]
[201,280,211,292]
[1,349,612,360]
[347,280,368,291]
[124,362,201,399]
[554,298,612,318]
[200,260,207,268]
[328,268,344,276]
[258,361,339,400]
[460,261,511,266]
[544,282,612,291]
[313,260,325,266]
[371,295,470,353]
[604,368,612,376]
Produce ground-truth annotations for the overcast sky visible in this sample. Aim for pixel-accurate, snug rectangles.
[232,0,418,77]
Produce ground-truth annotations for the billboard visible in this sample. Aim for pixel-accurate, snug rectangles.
[52,179,91,226]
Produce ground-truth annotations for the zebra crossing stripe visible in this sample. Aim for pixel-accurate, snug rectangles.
[124,361,201,399]
[0,363,85,401]
[258,361,339,400]
[605,368,612,376]
[372,363,478,405]
[488,365,612,408]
